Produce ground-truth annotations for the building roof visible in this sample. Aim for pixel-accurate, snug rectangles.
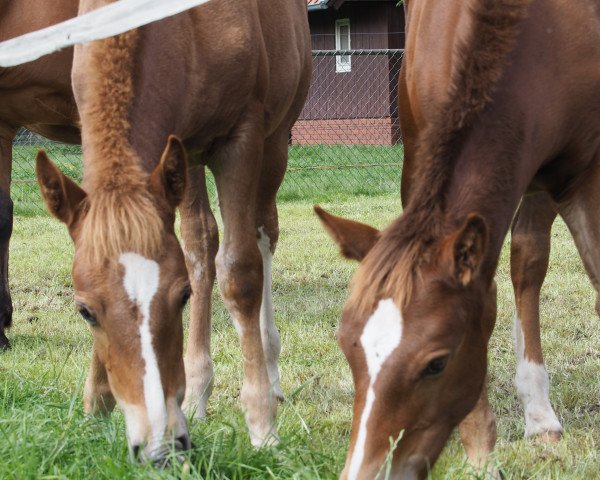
[309,1,375,11]
[307,0,330,11]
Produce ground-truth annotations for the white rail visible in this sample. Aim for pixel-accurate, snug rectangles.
[0,0,213,67]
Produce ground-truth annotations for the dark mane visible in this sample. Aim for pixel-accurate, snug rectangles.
[351,0,531,311]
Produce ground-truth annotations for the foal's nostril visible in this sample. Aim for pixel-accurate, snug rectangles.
[132,445,141,460]
[176,435,191,451]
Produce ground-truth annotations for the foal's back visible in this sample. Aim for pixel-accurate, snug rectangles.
[73,0,311,164]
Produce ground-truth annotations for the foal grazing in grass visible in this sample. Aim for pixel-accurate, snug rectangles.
[37,0,311,461]
[399,1,569,446]
[0,0,79,350]
[318,0,600,477]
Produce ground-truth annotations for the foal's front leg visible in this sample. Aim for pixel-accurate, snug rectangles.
[180,164,218,419]
[511,192,563,441]
[459,282,499,477]
[211,106,278,446]
[84,345,116,415]
[253,128,291,402]
[459,380,499,479]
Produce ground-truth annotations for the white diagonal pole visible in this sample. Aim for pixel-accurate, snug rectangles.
[0,0,213,67]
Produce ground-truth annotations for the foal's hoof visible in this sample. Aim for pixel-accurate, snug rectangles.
[182,399,208,421]
[534,430,563,443]
[249,427,280,449]
[251,434,280,449]
[0,330,10,351]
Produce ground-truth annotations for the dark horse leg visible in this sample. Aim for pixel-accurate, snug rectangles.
[511,191,562,441]
[0,129,14,351]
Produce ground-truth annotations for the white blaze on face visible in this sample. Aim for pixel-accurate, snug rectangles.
[348,298,403,480]
[513,315,562,437]
[119,252,167,455]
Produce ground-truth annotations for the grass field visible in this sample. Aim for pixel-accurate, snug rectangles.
[0,193,598,479]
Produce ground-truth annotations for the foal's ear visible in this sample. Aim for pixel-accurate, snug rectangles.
[36,150,87,227]
[314,206,380,261]
[442,214,488,286]
[150,135,187,208]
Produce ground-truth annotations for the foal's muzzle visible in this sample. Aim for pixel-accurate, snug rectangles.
[131,433,192,466]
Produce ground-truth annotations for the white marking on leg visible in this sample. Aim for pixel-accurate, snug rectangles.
[182,354,214,419]
[257,226,282,399]
[181,239,204,281]
[513,315,562,437]
[215,239,277,446]
[348,298,403,480]
[193,263,204,281]
[120,252,167,457]
[233,318,245,337]
[216,242,240,338]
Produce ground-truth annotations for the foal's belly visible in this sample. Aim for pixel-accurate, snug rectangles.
[0,87,77,133]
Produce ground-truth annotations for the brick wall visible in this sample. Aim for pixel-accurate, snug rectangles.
[291,117,400,145]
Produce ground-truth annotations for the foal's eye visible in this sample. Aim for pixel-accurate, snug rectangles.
[76,302,97,326]
[422,355,449,377]
[181,287,192,307]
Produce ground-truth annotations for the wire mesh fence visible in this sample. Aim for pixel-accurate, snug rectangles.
[12,130,82,215]
[289,49,404,201]
[11,49,404,214]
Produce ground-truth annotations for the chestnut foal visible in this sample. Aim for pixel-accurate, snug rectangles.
[399,2,564,446]
[0,0,79,350]
[318,0,600,478]
[36,0,310,461]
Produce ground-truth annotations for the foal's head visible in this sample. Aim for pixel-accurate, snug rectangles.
[36,136,191,462]
[316,207,496,479]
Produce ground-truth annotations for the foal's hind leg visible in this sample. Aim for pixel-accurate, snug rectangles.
[511,192,563,441]
[254,128,289,402]
[211,105,278,446]
[398,62,419,207]
[180,164,219,419]
[0,131,15,351]
[556,166,600,317]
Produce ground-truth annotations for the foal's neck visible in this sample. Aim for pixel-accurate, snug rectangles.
[443,123,530,280]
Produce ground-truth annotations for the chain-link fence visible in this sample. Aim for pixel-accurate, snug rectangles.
[11,49,404,214]
[12,130,82,215]
[289,49,404,201]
